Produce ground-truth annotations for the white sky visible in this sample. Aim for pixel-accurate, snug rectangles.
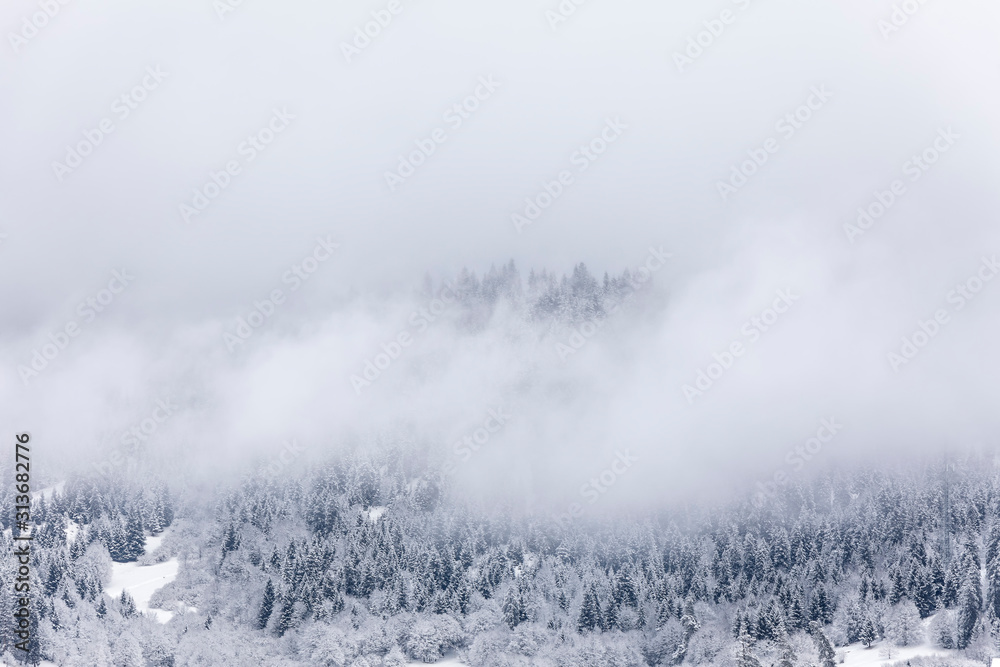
[2,0,999,508]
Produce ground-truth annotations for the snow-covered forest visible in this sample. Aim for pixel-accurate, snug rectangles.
[4,442,1000,666]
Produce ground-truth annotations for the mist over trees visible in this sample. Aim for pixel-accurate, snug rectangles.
[1,264,993,666]
[5,448,1000,666]
[413,259,660,331]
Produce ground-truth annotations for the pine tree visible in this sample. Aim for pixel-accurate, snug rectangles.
[222,523,241,560]
[120,590,137,618]
[673,598,700,664]
[456,579,471,615]
[889,567,906,605]
[987,552,1000,619]
[122,512,144,562]
[258,580,276,630]
[957,573,981,649]
[502,586,526,629]
[809,586,832,625]
[736,621,763,667]
[44,562,61,596]
[914,567,937,618]
[859,618,877,648]
[776,622,796,667]
[810,621,836,667]
[577,585,602,633]
[275,594,296,637]
[787,589,806,631]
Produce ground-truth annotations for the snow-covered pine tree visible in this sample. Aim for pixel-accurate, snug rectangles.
[258,580,275,630]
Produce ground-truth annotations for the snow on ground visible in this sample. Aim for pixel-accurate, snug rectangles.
[367,506,387,522]
[104,530,180,623]
[145,530,167,553]
[106,558,180,623]
[407,657,465,666]
[840,640,954,667]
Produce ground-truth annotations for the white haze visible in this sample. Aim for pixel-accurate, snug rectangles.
[1,0,999,512]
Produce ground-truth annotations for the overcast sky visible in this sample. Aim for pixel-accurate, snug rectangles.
[2,0,999,509]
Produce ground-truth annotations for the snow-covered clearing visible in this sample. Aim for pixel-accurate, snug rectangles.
[106,558,180,623]
[407,657,465,666]
[104,530,180,623]
[840,641,955,667]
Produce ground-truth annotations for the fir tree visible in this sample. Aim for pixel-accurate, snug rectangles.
[577,585,603,633]
[776,622,796,667]
[957,573,981,649]
[275,594,296,637]
[736,621,763,667]
[120,590,137,618]
[859,618,877,648]
[258,580,276,630]
[502,585,526,629]
[810,621,836,667]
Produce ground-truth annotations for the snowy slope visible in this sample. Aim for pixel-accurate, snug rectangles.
[840,640,956,667]
[105,558,180,623]
[104,530,180,623]
[407,657,466,666]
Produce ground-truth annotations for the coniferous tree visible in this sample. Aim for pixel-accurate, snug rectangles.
[957,573,981,649]
[987,550,1000,619]
[736,621,763,667]
[120,590,137,618]
[258,580,276,630]
[577,585,603,633]
[776,622,796,667]
[502,585,527,629]
[810,621,836,667]
[275,594,296,637]
[859,618,877,647]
